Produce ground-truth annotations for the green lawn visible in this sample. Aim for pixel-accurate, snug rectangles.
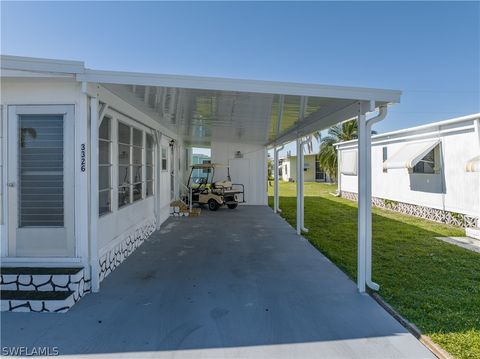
[268,182,480,359]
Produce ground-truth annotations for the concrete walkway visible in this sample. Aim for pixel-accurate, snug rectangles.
[1,206,433,358]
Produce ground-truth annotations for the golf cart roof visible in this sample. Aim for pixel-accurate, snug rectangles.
[191,163,228,169]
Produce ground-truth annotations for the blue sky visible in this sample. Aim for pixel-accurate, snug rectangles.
[2,1,479,155]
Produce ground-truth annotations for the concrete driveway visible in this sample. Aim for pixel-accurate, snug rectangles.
[1,206,434,358]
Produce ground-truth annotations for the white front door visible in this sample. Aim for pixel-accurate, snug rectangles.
[7,105,75,257]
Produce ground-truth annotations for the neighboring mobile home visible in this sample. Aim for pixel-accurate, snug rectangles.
[335,114,480,230]
[0,55,401,311]
[280,153,331,182]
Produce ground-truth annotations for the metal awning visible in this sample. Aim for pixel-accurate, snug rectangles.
[87,79,399,147]
[465,155,480,172]
[1,55,401,147]
[383,139,440,170]
[340,150,358,175]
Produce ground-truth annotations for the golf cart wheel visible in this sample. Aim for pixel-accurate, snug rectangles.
[227,203,238,209]
[208,199,219,211]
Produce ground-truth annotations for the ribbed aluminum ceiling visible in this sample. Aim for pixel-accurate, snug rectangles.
[103,83,364,146]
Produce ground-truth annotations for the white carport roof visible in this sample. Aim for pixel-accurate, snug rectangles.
[1,55,401,146]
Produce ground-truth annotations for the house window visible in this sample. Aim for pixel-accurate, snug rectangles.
[161,147,168,171]
[132,128,143,202]
[118,122,131,208]
[382,147,388,173]
[145,133,154,197]
[99,117,112,216]
[413,149,436,174]
[315,155,326,181]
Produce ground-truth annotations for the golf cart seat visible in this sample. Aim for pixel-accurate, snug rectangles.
[213,180,233,189]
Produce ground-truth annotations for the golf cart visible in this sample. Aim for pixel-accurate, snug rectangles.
[187,163,245,211]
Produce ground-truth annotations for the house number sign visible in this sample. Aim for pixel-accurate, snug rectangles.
[80,143,86,172]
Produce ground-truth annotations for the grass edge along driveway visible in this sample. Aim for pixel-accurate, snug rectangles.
[268,182,479,359]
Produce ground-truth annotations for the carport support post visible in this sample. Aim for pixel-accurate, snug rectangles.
[90,95,100,293]
[155,131,163,230]
[273,145,284,213]
[296,137,302,235]
[357,113,367,293]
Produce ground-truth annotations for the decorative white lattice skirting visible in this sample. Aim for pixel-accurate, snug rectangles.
[340,191,478,228]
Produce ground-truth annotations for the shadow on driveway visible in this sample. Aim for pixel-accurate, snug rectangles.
[1,206,433,358]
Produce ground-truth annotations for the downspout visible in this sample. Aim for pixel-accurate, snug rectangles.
[274,144,284,213]
[364,105,387,291]
[82,81,100,293]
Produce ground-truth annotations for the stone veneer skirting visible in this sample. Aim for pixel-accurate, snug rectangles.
[341,191,478,228]
[1,269,91,313]
[1,217,157,313]
[98,217,157,282]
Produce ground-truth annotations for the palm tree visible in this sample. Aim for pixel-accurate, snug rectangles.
[314,120,375,182]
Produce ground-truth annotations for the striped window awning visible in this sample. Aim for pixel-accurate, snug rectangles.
[341,150,358,175]
[465,155,480,172]
[383,140,440,170]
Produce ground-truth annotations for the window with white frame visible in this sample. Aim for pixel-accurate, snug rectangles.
[132,128,143,202]
[145,133,154,196]
[161,147,168,171]
[413,148,436,174]
[99,117,112,216]
[118,122,132,208]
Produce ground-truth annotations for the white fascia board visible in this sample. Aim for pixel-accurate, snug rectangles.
[77,69,401,103]
[1,55,85,74]
[335,112,480,148]
[0,69,75,79]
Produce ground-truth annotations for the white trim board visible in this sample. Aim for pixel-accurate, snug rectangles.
[1,55,401,103]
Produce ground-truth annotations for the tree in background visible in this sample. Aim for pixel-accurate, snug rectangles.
[314,119,374,182]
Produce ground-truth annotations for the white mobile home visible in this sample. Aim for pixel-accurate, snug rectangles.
[0,55,401,312]
[335,114,480,228]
